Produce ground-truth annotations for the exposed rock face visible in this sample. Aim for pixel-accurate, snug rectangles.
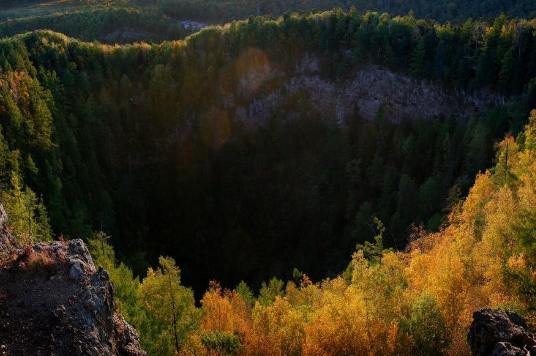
[113,314,147,356]
[0,204,19,258]
[468,309,536,356]
[232,55,504,130]
[0,206,146,356]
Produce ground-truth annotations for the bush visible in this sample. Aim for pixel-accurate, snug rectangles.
[400,294,450,356]
[200,331,242,355]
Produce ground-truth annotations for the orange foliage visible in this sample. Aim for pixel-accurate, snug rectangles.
[182,115,536,356]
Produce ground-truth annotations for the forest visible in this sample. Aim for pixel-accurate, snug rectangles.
[0,7,193,44]
[1,8,536,291]
[1,1,536,355]
[87,111,536,355]
[2,0,536,42]
[154,0,536,24]
[3,0,536,25]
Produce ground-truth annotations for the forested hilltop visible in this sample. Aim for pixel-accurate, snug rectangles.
[3,0,536,25]
[154,0,536,24]
[2,0,536,43]
[0,6,194,44]
[0,1,197,44]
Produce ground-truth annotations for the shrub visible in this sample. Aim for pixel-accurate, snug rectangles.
[27,250,55,275]
[400,293,450,356]
[200,331,242,355]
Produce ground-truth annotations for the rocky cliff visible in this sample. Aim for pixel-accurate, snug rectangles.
[0,205,146,356]
[231,54,504,130]
[469,309,536,356]
[0,205,19,260]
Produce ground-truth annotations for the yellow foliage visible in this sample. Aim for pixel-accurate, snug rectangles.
[183,115,536,355]
[201,282,252,338]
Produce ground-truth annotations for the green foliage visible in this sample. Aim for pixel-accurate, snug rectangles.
[410,38,426,77]
[258,277,285,306]
[155,0,536,23]
[400,294,450,356]
[236,281,255,308]
[343,261,353,285]
[419,177,441,217]
[200,331,242,355]
[87,232,143,322]
[292,268,304,281]
[87,231,114,269]
[444,185,462,214]
[356,217,387,265]
[0,7,193,44]
[0,8,535,294]
[2,171,52,245]
[139,256,200,355]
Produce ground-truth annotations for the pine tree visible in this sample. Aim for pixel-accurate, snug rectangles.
[499,49,516,94]
[411,38,426,77]
[356,217,387,265]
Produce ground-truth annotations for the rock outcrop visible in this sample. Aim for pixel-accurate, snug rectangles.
[0,206,146,356]
[468,309,536,356]
[231,55,504,130]
[0,204,19,259]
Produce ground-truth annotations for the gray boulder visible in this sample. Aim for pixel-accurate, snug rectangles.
[468,309,536,356]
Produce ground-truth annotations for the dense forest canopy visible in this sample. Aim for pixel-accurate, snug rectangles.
[153,0,536,24]
[91,110,536,355]
[0,7,193,43]
[3,0,536,25]
[1,9,536,294]
[0,1,198,44]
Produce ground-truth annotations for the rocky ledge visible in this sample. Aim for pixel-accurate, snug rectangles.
[0,204,146,356]
[469,309,536,356]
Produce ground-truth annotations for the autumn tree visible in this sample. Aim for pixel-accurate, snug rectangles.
[140,256,199,355]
